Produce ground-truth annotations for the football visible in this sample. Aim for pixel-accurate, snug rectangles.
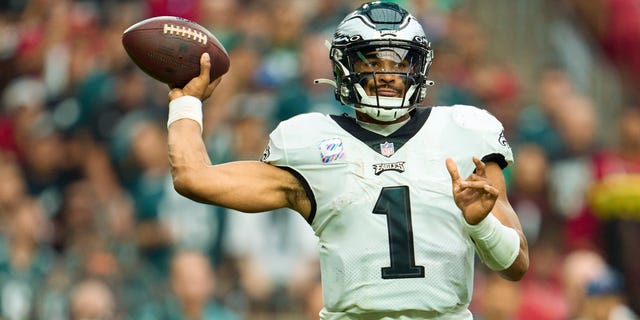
[122,16,229,88]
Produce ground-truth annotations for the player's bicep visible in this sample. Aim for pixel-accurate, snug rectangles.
[172,160,311,217]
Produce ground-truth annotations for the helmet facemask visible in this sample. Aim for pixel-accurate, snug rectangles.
[334,40,432,121]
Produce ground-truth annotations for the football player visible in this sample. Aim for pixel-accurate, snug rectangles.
[165,2,529,319]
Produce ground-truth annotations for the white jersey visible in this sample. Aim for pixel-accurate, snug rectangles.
[262,105,513,319]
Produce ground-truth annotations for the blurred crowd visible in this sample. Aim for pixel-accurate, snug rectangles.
[0,0,638,319]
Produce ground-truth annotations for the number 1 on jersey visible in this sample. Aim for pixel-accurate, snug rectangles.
[373,186,425,279]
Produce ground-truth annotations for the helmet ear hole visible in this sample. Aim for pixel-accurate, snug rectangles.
[418,87,427,103]
[340,86,350,99]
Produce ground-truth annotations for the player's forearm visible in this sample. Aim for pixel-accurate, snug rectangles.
[499,228,529,281]
[489,200,529,281]
[168,119,212,196]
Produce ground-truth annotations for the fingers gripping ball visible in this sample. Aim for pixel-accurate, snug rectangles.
[122,16,229,88]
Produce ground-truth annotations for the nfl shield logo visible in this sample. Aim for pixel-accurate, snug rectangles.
[380,141,395,157]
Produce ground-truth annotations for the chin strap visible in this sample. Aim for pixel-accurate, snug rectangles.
[360,105,412,122]
[313,78,412,122]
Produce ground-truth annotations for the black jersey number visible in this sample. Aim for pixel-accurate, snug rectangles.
[373,186,425,279]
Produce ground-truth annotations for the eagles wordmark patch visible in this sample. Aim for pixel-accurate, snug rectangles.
[372,161,406,175]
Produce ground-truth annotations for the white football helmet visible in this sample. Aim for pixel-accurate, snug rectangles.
[316,1,434,122]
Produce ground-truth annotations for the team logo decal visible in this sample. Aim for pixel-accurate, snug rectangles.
[380,141,395,157]
[498,130,510,147]
[259,145,270,162]
[372,161,406,175]
[319,138,344,163]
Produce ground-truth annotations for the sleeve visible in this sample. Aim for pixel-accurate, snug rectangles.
[259,123,288,166]
[451,105,514,168]
[258,120,318,224]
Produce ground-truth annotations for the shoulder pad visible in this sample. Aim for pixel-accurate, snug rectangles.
[450,105,503,132]
[278,112,329,130]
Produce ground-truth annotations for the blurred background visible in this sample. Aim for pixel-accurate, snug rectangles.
[0,0,639,319]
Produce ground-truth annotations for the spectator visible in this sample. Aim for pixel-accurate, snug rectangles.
[68,278,118,320]
[0,197,54,319]
[134,250,239,320]
[0,77,46,159]
[575,101,640,313]
[567,0,640,97]
[0,154,28,230]
[562,249,608,319]
[508,144,554,244]
[582,267,639,320]
[515,66,577,160]
[473,272,522,320]
[549,94,599,220]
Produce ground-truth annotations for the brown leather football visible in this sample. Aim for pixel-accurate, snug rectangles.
[122,16,229,88]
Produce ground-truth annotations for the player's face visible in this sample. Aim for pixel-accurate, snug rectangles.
[353,48,411,98]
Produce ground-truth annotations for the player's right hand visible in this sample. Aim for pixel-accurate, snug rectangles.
[169,53,221,102]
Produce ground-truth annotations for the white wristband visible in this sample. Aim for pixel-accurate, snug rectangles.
[465,213,520,271]
[168,96,203,133]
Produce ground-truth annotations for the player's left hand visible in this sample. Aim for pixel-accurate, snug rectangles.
[446,156,499,225]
